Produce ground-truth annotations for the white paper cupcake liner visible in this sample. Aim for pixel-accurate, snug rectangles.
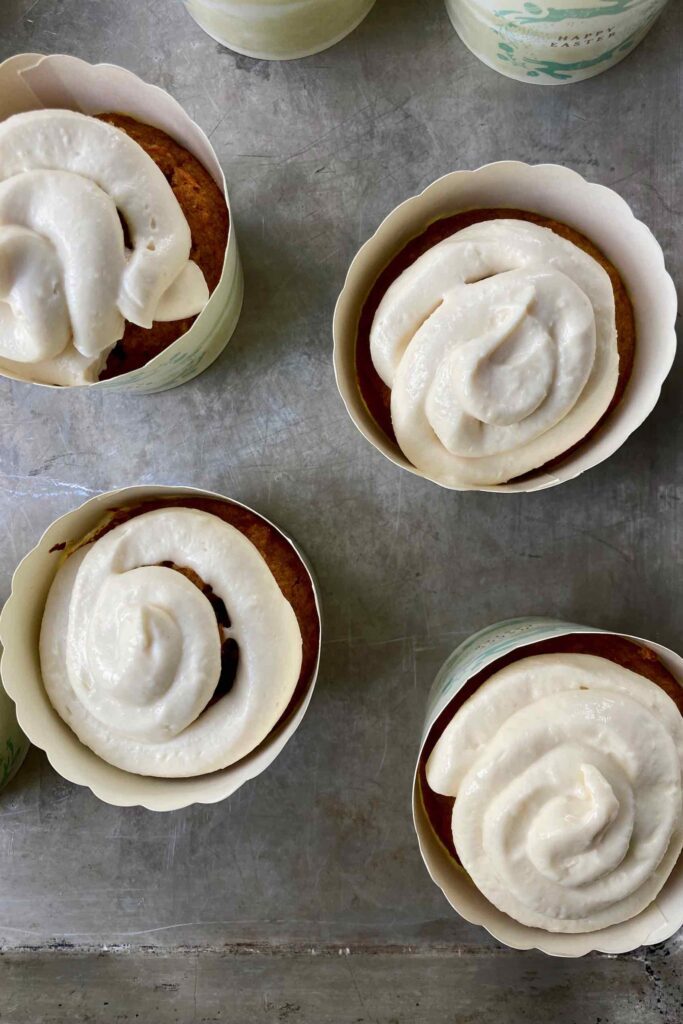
[333,161,677,493]
[0,485,322,811]
[413,616,683,956]
[0,53,244,394]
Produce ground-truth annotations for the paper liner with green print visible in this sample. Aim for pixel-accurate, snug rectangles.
[182,0,376,61]
[0,53,243,393]
[412,617,683,956]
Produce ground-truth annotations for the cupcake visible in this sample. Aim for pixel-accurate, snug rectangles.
[359,212,633,488]
[0,108,227,386]
[0,53,243,393]
[334,164,677,492]
[414,619,683,954]
[0,486,321,808]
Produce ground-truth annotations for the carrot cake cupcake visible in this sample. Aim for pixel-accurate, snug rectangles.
[0,108,228,385]
[39,497,320,777]
[419,634,683,934]
[357,211,635,487]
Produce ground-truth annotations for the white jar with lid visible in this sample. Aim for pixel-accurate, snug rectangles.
[445,0,670,84]
[182,0,376,60]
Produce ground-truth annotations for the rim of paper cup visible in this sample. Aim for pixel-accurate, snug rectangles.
[0,485,322,811]
[412,616,683,956]
[0,53,239,393]
[333,162,678,493]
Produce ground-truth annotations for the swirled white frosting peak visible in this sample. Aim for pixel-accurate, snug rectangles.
[371,220,620,487]
[39,507,303,776]
[0,109,210,385]
[426,654,683,933]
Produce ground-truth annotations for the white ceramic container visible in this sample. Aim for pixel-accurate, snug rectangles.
[183,0,376,60]
[445,0,670,84]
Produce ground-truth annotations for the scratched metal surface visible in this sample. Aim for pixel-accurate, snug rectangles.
[0,0,681,1020]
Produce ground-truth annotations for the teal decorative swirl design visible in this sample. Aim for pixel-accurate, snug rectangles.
[498,27,640,78]
[488,0,664,81]
[495,1,641,24]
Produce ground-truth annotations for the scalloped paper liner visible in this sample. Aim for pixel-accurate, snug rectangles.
[333,162,677,493]
[0,485,322,811]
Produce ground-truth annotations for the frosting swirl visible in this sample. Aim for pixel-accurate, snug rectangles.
[370,220,619,487]
[426,654,683,933]
[39,508,303,777]
[0,110,209,385]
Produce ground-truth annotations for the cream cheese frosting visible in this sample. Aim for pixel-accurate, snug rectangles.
[426,653,683,933]
[0,109,210,386]
[370,220,620,487]
[39,507,303,777]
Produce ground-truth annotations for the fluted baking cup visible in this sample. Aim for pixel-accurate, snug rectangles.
[413,617,683,956]
[333,162,677,493]
[182,0,376,61]
[0,53,243,394]
[0,485,321,811]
